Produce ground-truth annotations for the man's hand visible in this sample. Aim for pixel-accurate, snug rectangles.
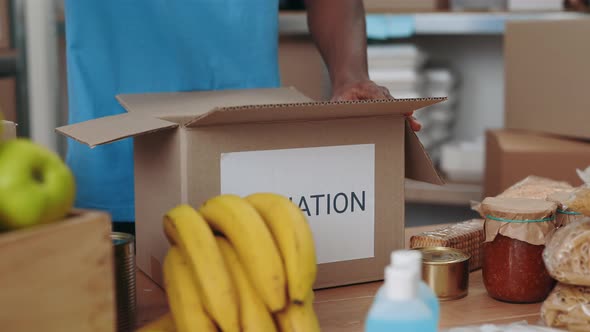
[331,79,422,132]
[331,79,392,101]
[305,0,421,131]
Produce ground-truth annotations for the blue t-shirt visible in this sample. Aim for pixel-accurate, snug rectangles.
[64,1,280,221]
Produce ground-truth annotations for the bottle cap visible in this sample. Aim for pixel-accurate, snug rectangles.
[391,250,423,278]
[384,265,418,301]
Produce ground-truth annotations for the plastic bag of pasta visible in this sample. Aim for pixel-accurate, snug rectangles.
[563,185,590,217]
[547,191,586,228]
[543,218,590,286]
[541,283,590,332]
[498,176,573,200]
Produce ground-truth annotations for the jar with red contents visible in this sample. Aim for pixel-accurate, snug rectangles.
[480,197,557,303]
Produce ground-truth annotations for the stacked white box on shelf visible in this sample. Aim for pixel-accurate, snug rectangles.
[450,0,507,11]
[368,44,458,164]
[440,137,485,183]
[508,0,562,11]
[368,44,426,99]
[416,68,458,163]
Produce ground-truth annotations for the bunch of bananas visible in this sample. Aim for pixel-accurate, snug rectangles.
[138,193,319,332]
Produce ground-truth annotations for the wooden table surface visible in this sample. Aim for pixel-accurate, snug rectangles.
[136,224,544,330]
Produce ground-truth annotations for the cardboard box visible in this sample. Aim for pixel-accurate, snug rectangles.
[0,210,115,332]
[1,120,15,140]
[364,0,439,12]
[279,36,328,101]
[484,129,590,197]
[505,19,590,140]
[0,77,17,122]
[57,87,444,288]
[0,0,10,49]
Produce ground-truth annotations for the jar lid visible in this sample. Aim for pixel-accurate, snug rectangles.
[481,197,557,245]
[481,197,557,220]
[415,247,470,265]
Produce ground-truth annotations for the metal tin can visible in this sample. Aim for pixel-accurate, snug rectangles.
[112,232,136,332]
[415,247,470,301]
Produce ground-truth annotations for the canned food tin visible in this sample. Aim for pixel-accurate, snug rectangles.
[415,247,470,301]
[112,232,136,332]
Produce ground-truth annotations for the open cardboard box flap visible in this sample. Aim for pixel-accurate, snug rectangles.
[56,87,445,185]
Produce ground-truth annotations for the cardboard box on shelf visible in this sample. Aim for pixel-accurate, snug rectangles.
[57,87,445,288]
[0,210,115,332]
[278,35,328,101]
[505,19,590,140]
[0,77,16,122]
[484,129,590,198]
[364,0,440,12]
[1,120,15,140]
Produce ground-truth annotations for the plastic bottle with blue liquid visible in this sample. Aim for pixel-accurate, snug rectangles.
[365,265,437,332]
[374,250,440,322]
[391,250,440,324]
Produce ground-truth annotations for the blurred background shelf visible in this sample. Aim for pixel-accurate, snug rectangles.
[405,179,482,206]
[279,11,587,36]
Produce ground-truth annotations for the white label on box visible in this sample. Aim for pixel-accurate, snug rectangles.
[220,144,375,264]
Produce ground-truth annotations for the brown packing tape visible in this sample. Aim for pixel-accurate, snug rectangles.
[481,197,557,245]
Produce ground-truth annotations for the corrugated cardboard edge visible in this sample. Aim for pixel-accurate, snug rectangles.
[185,97,447,128]
[405,120,445,185]
[115,86,314,122]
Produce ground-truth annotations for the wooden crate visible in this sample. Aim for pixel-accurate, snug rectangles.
[0,210,116,332]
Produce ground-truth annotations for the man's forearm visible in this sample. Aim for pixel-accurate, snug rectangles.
[302,0,422,130]
[305,0,369,91]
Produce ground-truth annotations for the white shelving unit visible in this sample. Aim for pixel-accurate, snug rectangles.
[280,11,586,35]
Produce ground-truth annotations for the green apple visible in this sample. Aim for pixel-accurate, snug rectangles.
[0,139,75,230]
